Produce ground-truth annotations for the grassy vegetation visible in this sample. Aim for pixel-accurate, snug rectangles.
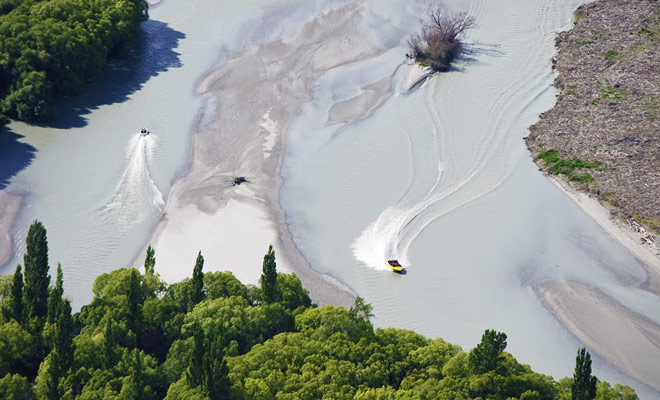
[635,215,660,232]
[603,49,619,59]
[594,81,628,104]
[537,148,600,183]
[576,39,594,46]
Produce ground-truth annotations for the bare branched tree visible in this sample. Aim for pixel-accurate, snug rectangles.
[408,2,475,71]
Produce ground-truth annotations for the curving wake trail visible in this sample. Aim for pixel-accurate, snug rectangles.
[104,133,164,226]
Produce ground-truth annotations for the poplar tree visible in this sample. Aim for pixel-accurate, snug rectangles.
[144,245,156,275]
[23,220,50,323]
[55,300,74,374]
[103,318,116,370]
[47,264,64,324]
[186,324,205,388]
[123,349,145,400]
[572,347,597,400]
[203,335,230,400]
[127,269,143,341]
[260,244,280,303]
[189,251,205,310]
[46,299,73,400]
[9,264,24,324]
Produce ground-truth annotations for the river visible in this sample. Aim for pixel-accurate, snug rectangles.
[1,0,658,397]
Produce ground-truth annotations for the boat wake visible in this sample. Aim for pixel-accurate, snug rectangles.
[104,133,164,226]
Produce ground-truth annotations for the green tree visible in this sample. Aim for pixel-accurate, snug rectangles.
[277,273,312,311]
[144,245,156,275]
[573,348,597,400]
[122,349,145,400]
[203,335,230,400]
[0,373,35,400]
[186,323,204,389]
[189,252,205,310]
[103,317,117,370]
[46,299,74,400]
[127,269,143,341]
[349,297,374,321]
[468,329,507,374]
[23,220,50,324]
[9,264,24,324]
[260,244,279,303]
[47,264,63,324]
[55,300,74,374]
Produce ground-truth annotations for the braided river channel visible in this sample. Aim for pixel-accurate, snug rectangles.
[1,0,658,397]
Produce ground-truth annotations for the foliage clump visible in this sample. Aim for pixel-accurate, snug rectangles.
[407,2,475,71]
[537,148,600,183]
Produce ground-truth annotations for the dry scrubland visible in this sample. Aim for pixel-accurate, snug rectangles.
[526,0,660,236]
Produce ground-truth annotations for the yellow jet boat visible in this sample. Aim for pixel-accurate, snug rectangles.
[386,259,404,272]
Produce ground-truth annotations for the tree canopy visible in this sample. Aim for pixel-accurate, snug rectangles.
[0,0,149,127]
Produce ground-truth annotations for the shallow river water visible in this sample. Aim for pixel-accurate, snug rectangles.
[1,0,658,397]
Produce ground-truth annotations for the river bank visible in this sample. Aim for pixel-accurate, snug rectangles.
[526,0,660,240]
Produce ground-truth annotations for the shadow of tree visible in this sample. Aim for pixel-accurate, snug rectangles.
[48,19,185,129]
[458,42,502,65]
[0,128,37,190]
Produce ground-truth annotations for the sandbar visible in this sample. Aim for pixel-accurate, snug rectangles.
[138,1,394,308]
[536,280,660,392]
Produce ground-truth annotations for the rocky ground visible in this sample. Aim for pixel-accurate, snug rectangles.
[526,0,660,241]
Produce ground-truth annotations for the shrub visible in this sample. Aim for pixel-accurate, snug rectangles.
[407,3,475,72]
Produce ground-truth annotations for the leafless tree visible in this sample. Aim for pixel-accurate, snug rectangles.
[407,3,475,71]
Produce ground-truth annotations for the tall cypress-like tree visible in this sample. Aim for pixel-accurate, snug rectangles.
[47,264,64,324]
[144,245,156,275]
[23,220,51,323]
[127,269,143,341]
[55,300,74,374]
[572,347,597,400]
[260,244,279,303]
[103,317,116,370]
[10,264,24,324]
[203,335,230,400]
[124,349,145,400]
[189,251,205,310]
[46,299,74,400]
[186,323,205,388]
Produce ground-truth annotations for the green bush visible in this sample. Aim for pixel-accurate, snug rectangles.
[0,0,149,124]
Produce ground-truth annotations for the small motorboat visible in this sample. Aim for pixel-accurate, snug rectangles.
[386,259,404,272]
[140,127,149,136]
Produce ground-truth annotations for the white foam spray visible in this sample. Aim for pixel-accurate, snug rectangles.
[104,133,165,226]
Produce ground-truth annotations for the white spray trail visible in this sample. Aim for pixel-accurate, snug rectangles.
[104,133,164,226]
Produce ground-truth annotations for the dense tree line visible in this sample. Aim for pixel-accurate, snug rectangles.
[0,221,640,399]
[0,0,149,127]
